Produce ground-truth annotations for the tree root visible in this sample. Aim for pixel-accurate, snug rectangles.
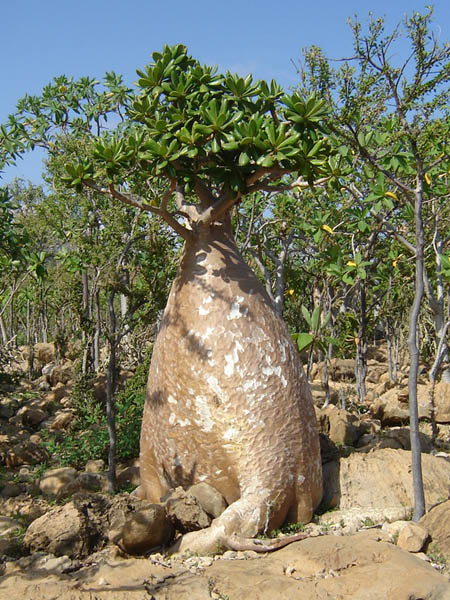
[219,532,308,552]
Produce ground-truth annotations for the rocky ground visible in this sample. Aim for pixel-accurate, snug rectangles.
[0,343,450,599]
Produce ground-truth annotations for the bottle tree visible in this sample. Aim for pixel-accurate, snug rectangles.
[2,44,330,552]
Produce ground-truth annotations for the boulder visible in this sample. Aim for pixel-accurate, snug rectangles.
[6,441,50,467]
[397,522,429,552]
[164,487,211,532]
[85,459,105,473]
[24,502,93,558]
[121,504,174,554]
[315,405,361,446]
[19,407,49,427]
[322,448,450,526]
[49,411,74,430]
[419,499,450,563]
[39,467,79,498]
[188,482,228,518]
[33,343,56,366]
[370,388,410,425]
[116,464,140,489]
[418,382,450,424]
[107,493,159,545]
[4,531,450,599]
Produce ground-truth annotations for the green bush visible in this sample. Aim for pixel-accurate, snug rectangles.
[43,348,152,468]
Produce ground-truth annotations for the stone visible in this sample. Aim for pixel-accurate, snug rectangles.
[315,405,361,446]
[24,502,91,558]
[6,441,50,467]
[48,363,73,387]
[39,467,79,497]
[19,407,48,427]
[371,387,430,426]
[85,459,105,473]
[121,504,174,554]
[321,449,450,525]
[381,520,410,541]
[33,343,56,366]
[107,494,155,545]
[188,482,228,518]
[44,383,72,403]
[3,531,450,599]
[0,516,22,536]
[164,487,211,533]
[419,499,450,563]
[0,481,25,498]
[397,522,429,552]
[116,465,140,489]
[77,471,108,493]
[49,411,74,430]
[418,382,450,424]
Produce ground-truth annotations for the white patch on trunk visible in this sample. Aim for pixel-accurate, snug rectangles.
[207,375,229,401]
[199,305,210,316]
[223,427,239,441]
[242,378,261,392]
[169,412,191,427]
[227,296,248,320]
[262,364,282,378]
[201,327,215,341]
[168,395,177,405]
[224,340,244,377]
[278,340,287,363]
[194,395,214,432]
[203,296,213,304]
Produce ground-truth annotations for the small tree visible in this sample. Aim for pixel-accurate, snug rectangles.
[299,8,450,520]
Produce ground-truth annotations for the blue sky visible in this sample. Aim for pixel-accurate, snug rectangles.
[2,0,449,184]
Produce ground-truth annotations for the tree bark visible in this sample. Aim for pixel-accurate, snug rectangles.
[408,182,425,522]
[138,218,322,553]
[106,291,118,493]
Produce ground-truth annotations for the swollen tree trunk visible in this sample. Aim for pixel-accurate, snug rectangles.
[138,219,322,553]
[408,182,425,522]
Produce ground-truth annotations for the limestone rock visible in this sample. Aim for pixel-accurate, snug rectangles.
[33,343,56,366]
[371,387,430,426]
[24,502,92,558]
[19,407,48,427]
[106,495,150,545]
[49,410,74,430]
[6,441,50,467]
[43,383,72,403]
[418,382,450,424]
[397,522,429,552]
[4,531,450,599]
[39,467,79,497]
[0,516,22,537]
[419,499,450,563]
[116,464,140,489]
[322,448,450,525]
[121,504,174,554]
[315,405,361,446]
[188,482,228,518]
[85,459,105,473]
[381,519,410,541]
[164,487,211,532]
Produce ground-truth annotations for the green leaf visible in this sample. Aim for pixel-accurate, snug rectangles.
[295,333,314,353]
[301,305,312,327]
[311,306,321,332]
